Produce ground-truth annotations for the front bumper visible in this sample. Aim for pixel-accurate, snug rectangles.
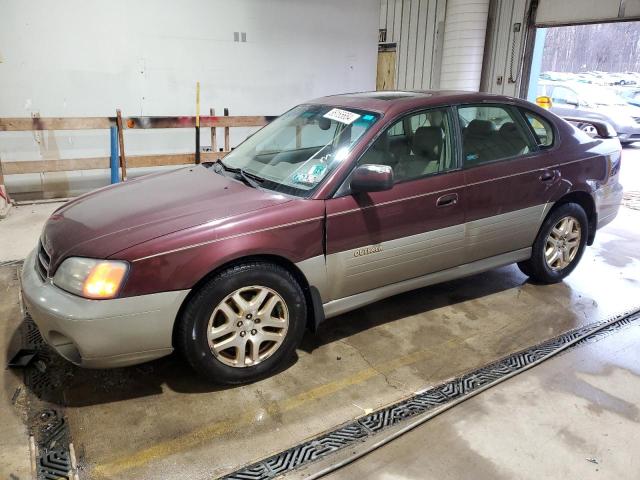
[20,249,189,368]
[617,125,640,143]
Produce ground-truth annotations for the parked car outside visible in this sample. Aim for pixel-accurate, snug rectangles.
[21,91,623,384]
[538,81,640,144]
[620,88,640,108]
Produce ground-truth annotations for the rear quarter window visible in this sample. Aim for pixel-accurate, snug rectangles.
[522,110,554,148]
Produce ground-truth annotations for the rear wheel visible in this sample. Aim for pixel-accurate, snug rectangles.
[517,203,588,284]
[177,262,307,384]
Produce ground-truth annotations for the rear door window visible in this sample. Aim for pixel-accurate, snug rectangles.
[457,105,533,166]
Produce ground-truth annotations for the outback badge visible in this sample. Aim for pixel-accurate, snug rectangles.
[354,245,383,257]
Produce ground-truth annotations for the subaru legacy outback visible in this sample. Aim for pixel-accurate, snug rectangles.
[22,91,623,384]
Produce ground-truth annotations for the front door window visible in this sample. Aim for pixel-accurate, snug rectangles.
[359,107,456,182]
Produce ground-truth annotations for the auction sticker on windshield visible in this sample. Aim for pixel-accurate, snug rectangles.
[323,108,361,125]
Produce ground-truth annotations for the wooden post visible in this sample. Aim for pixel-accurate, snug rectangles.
[224,108,230,152]
[116,109,127,180]
[210,108,217,152]
[0,155,11,206]
[195,82,201,164]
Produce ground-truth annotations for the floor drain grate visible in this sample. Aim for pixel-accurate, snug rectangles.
[20,317,74,480]
[39,448,71,480]
[33,408,72,480]
[223,310,640,480]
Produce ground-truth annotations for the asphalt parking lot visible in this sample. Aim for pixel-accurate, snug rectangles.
[1,145,639,480]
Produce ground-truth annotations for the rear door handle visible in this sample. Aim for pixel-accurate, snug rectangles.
[539,170,555,182]
[436,193,458,207]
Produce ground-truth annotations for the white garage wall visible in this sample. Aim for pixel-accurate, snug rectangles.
[0,0,378,198]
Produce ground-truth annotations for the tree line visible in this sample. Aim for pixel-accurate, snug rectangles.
[542,21,640,73]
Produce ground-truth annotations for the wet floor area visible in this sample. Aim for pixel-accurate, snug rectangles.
[323,314,640,480]
[1,204,638,480]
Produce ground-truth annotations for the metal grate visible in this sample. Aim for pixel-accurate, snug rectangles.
[21,317,74,480]
[35,409,72,480]
[39,448,71,480]
[223,311,639,480]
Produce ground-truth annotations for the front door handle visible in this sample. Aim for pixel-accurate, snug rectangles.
[436,193,458,207]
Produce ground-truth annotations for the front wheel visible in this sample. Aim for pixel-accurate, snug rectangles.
[517,203,588,284]
[176,262,307,384]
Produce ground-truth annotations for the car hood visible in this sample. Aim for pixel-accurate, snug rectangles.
[42,165,292,269]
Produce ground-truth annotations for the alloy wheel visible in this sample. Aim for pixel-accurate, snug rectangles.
[544,215,581,271]
[207,286,289,367]
[579,123,597,137]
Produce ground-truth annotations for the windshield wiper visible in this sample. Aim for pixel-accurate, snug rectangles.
[212,160,264,188]
[212,159,232,173]
[238,169,263,189]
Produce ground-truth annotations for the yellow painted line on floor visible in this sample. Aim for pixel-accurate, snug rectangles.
[92,342,455,479]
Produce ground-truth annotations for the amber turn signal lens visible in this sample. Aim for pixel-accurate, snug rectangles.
[82,262,128,299]
[536,96,552,109]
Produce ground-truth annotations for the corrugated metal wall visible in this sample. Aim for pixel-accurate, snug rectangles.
[379,0,447,89]
[480,0,531,96]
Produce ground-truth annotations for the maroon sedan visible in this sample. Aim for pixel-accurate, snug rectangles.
[21,91,623,383]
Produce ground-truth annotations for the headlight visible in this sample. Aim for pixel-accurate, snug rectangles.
[53,257,129,299]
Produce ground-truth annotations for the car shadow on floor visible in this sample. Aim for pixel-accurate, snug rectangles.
[10,264,535,408]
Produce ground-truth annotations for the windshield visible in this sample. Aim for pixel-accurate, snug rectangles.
[219,104,380,197]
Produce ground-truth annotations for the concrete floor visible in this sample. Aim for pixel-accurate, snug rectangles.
[0,146,639,479]
[324,318,640,480]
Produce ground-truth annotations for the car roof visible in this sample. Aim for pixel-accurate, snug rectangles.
[308,90,530,114]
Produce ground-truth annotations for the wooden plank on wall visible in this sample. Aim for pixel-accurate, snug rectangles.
[0,116,274,132]
[124,116,274,129]
[0,117,114,131]
[2,151,228,175]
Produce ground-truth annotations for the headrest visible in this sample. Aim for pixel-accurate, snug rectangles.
[428,110,444,127]
[499,122,519,137]
[413,126,443,159]
[466,119,493,136]
[373,131,389,151]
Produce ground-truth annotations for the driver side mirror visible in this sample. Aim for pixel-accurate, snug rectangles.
[350,164,394,193]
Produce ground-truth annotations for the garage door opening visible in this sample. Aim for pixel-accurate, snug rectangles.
[526,21,640,145]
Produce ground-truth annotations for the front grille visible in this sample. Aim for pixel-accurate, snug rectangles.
[36,240,51,280]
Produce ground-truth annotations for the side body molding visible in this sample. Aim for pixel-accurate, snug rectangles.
[295,202,553,323]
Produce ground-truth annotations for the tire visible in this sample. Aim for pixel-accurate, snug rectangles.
[177,262,307,384]
[517,203,588,284]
